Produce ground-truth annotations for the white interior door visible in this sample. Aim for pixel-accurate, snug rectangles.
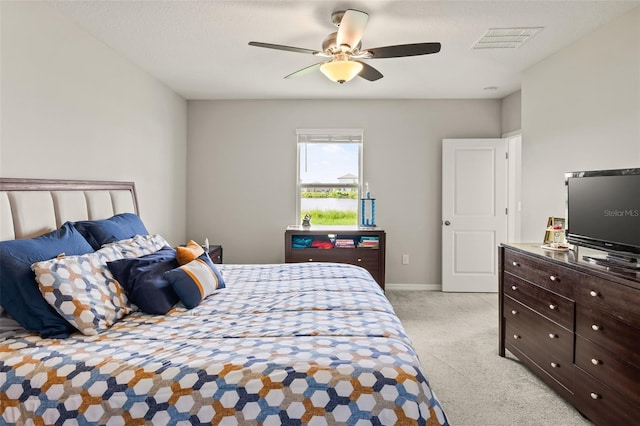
[442,138,507,292]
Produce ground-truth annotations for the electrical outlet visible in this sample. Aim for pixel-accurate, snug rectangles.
[402,254,409,265]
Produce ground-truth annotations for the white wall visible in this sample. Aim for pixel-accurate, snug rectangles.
[521,7,640,242]
[187,99,501,287]
[0,2,188,245]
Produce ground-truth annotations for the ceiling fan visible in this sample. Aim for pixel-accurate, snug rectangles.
[248,9,441,84]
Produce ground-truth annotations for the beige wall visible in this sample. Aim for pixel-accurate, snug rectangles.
[521,7,640,242]
[0,1,188,245]
[501,91,522,135]
[187,99,501,287]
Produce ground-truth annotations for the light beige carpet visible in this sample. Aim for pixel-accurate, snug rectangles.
[386,291,592,426]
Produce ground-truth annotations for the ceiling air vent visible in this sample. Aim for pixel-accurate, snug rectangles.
[473,27,543,49]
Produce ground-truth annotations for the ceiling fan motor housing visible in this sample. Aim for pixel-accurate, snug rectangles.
[323,32,362,53]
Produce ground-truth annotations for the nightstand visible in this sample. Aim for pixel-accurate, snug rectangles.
[207,245,223,264]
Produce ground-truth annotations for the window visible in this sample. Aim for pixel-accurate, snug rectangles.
[296,129,363,226]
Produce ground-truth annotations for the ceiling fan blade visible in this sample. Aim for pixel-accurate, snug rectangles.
[356,62,383,81]
[248,41,320,55]
[284,62,323,79]
[366,42,441,59]
[336,9,368,49]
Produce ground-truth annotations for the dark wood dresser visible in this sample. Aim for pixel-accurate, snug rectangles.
[285,226,386,289]
[499,243,639,425]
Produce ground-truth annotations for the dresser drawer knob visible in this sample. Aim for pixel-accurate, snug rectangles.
[590,392,601,400]
[512,261,519,267]
[548,333,557,339]
[511,310,518,315]
[548,304,557,310]
[511,285,518,291]
[550,362,558,368]
[513,334,520,339]
[591,324,600,331]
[549,275,558,281]
[357,258,362,262]
[589,290,599,297]
[308,258,313,262]
[591,358,601,365]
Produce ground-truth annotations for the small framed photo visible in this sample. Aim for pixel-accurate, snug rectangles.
[544,217,566,244]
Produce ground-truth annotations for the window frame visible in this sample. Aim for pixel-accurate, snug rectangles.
[295,128,364,225]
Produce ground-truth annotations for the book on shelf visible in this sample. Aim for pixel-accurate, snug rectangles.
[358,241,379,248]
[358,236,379,248]
[334,238,356,248]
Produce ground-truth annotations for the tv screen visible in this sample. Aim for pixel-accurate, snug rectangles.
[565,168,640,258]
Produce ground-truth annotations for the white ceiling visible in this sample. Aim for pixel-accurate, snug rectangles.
[49,0,639,100]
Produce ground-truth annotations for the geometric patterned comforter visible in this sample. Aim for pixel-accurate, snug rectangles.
[0,263,449,425]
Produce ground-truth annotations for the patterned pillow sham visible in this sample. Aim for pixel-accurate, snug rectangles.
[32,248,132,335]
[102,234,169,259]
[31,234,169,335]
[163,253,225,309]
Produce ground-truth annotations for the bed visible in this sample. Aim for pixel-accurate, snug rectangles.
[0,178,448,425]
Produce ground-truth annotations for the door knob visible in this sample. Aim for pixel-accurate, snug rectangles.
[444,220,451,226]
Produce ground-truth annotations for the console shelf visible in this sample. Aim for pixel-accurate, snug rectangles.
[285,226,386,289]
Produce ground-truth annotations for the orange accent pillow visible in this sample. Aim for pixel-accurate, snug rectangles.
[176,240,205,266]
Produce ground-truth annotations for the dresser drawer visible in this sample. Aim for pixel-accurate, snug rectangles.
[505,296,573,386]
[339,250,380,282]
[574,366,640,426]
[575,335,640,407]
[576,304,640,367]
[503,250,577,298]
[287,248,376,263]
[503,274,574,329]
[574,279,640,327]
[287,248,380,282]
[337,249,379,269]
[287,248,340,263]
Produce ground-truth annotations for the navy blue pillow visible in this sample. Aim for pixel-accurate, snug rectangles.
[0,223,94,338]
[72,213,148,250]
[107,246,180,315]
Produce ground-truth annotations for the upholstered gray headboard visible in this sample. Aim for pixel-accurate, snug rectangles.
[0,178,139,241]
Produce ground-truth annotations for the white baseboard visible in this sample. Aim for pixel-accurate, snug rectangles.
[385,283,442,291]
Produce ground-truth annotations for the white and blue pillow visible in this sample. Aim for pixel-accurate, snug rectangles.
[164,253,225,309]
[31,247,133,335]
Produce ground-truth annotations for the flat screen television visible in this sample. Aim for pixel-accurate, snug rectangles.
[565,168,640,268]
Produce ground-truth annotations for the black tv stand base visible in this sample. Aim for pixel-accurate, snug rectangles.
[583,254,640,271]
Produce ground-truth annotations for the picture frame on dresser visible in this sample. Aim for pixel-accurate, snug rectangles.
[543,216,565,245]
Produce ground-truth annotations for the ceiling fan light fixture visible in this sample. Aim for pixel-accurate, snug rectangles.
[320,60,363,84]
